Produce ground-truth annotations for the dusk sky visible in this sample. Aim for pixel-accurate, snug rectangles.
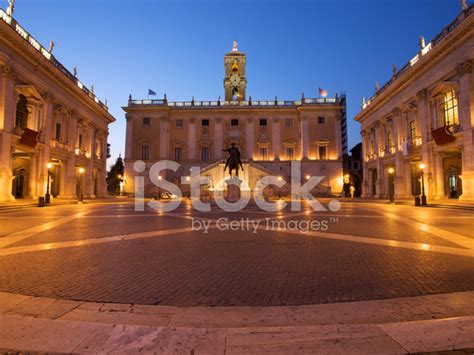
[7,0,464,166]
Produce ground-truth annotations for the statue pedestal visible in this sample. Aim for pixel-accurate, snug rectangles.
[225,177,242,202]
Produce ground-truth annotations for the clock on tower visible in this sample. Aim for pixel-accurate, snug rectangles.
[224,41,247,101]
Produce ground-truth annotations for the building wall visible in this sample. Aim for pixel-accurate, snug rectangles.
[0,10,115,202]
[355,7,474,201]
[123,104,345,197]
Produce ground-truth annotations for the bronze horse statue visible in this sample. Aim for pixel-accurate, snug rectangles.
[223,143,244,177]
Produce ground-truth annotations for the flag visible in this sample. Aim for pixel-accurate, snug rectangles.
[319,88,328,98]
[148,89,156,96]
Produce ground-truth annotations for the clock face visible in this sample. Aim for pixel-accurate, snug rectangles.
[230,74,241,87]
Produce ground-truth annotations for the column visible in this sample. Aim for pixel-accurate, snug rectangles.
[417,89,434,197]
[456,61,474,200]
[335,115,342,159]
[300,117,309,160]
[214,118,223,160]
[63,111,77,198]
[434,152,445,199]
[0,65,15,201]
[86,124,95,197]
[361,130,370,197]
[159,117,169,159]
[245,118,254,160]
[125,114,133,160]
[271,118,280,160]
[28,153,38,199]
[188,118,196,160]
[37,93,54,197]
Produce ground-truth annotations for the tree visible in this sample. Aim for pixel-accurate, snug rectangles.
[106,154,124,196]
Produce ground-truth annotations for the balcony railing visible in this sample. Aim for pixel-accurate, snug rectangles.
[0,9,109,113]
[128,96,343,108]
[362,4,473,111]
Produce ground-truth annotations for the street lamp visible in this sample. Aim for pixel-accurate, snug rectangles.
[45,162,52,204]
[278,176,283,199]
[419,163,427,206]
[78,167,85,203]
[388,167,394,204]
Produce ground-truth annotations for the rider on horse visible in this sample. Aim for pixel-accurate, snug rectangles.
[223,143,244,176]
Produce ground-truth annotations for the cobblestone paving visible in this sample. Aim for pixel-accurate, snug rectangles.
[0,200,473,306]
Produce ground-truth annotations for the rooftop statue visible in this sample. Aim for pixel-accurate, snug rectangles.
[460,0,468,10]
[419,36,426,49]
[232,39,238,52]
[6,0,14,16]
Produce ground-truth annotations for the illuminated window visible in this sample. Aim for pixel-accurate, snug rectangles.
[174,147,182,161]
[443,90,459,126]
[285,147,295,160]
[175,119,183,127]
[318,146,327,160]
[201,147,210,161]
[285,118,293,127]
[142,117,150,125]
[259,147,268,160]
[409,120,416,142]
[141,146,149,160]
[15,94,28,129]
[387,131,393,149]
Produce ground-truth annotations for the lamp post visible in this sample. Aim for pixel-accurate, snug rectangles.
[419,163,427,206]
[117,174,123,196]
[388,167,394,204]
[78,167,85,203]
[45,162,52,204]
[278,176,283,199]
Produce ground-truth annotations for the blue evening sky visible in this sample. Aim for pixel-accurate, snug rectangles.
[6,0,464,166]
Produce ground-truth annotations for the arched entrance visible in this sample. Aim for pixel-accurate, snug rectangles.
[12,168,28,199]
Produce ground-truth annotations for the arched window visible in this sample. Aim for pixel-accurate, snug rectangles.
[15,95,28,129]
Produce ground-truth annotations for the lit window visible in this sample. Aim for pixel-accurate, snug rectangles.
[285,118,293,127]
[285,147,295,160]
[443,90,459,126]
[15,94,28,129]
[142,117,151,125]
[174,147,182,161]
[318,117,326,124]
[318,146,327,160]
[231,119,239,126]
[259,147,268,160]
[141,146,149,160]
[176,119,183,127]
[201,147,210,161]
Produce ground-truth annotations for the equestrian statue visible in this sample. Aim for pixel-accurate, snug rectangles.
[223,143,244,177]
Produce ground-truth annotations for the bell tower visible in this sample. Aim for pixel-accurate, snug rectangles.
[224,40,247,102]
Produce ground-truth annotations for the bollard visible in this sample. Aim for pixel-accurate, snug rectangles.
[38,196,45,207]
[414,195,420,206]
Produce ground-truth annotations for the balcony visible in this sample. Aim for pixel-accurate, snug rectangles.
[50,139,69,151]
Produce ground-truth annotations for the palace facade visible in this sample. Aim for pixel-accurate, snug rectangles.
[355,5,474,201]
[0,9,115,202]
[123,43,348,197]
